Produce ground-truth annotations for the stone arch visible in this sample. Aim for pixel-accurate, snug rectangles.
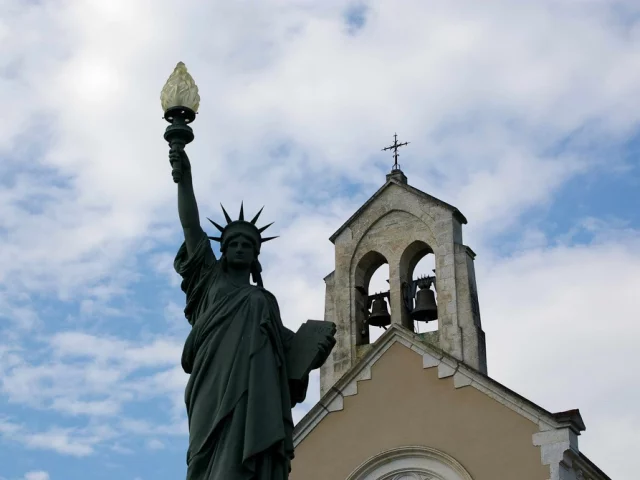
[354,251,388,292]
[353,250,389,346]
[400,240,434,280]
[346,446,474,480]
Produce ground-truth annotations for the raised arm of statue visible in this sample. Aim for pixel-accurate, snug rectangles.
[169,147,204,256]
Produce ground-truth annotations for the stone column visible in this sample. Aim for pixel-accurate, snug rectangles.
[388,261,404,327]
[452,244,487,374]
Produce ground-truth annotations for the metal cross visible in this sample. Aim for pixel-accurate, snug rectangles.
[382,133,409,170]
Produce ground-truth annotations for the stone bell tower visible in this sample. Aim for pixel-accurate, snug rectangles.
[319,167,487,396]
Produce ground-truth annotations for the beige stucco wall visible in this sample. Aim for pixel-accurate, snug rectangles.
[292,343,548,480]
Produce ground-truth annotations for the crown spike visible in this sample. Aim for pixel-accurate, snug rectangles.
[220,203,232,223]
[210,204,279,246]
[250,206,264,225]
[258,222,274,233]
[207,217,225,232]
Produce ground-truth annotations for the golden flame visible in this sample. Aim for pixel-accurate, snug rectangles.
[160,62,200,112]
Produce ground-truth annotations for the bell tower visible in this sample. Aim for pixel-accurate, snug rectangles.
[319,164,487,396]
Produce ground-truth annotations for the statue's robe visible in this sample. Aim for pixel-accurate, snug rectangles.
[175,232,308,479]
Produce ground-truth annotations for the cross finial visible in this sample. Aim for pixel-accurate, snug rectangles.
[382,133,409,171]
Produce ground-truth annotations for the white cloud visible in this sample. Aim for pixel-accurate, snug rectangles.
[23,429,95,457]
[110,442,135,455]
[0,330,189,459]
[24,471,50,480]
[0,420,111,457]
[146,438,165,451]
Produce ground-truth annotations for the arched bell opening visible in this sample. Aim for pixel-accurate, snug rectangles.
[354,251,390,346]
[400,241,438,334]
[412,255,438,333]
[367,263,391,343]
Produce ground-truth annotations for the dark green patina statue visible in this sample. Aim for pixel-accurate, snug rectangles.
[169,145,336,479]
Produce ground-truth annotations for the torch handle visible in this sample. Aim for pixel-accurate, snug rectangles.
[170,141,185,184]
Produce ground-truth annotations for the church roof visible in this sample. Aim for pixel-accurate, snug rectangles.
[329,172,468,244]
[294,324,586,446]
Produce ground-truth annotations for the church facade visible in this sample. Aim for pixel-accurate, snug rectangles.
[290,169,610,480]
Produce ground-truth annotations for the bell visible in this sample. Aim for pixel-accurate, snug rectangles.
[412,287,438,322]
[368,297,391,327]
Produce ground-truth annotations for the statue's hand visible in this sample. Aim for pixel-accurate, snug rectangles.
[169,146,191,182]
[312,334,336,370]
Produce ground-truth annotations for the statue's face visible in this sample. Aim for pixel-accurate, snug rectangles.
[225,234,256,270]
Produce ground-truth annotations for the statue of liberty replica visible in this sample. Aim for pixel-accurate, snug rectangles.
[160,63,336,479]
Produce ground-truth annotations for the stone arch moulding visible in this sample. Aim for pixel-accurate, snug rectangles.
[346,446,474,480]
[399,240,434,281]
[349,209,444,266]
[354,250,389,292]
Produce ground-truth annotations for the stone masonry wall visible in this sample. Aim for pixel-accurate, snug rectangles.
[320,180,487,396]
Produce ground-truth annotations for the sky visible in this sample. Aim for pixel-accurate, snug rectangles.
[0,0,639,479]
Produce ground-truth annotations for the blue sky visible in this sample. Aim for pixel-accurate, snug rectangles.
[1,1,639,479]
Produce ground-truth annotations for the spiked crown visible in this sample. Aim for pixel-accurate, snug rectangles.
[207,202,277,254]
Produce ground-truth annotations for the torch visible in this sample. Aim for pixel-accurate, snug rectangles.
[160,62,200,183]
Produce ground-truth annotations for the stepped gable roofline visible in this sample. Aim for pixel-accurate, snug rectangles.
[294,324,585,447]
[329,177,467,244]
